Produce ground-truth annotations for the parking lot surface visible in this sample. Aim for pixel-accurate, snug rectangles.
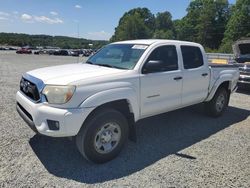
[0,51,250,187]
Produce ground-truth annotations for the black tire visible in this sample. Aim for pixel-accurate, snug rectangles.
[205,87,229,117]
[76,108,129,163]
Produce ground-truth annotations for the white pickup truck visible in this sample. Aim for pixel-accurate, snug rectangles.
[16,40,239,163]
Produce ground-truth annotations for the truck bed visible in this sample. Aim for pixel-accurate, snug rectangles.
[207,63,239,97]
[209,63,238,68]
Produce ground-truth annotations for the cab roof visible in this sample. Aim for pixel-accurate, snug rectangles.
[113,39,200,46]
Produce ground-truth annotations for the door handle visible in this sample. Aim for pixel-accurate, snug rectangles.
[174,76,183,81]
[202,73,208,77]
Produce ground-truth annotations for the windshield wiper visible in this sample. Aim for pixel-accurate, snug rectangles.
[85,61,94,64]
[86,61,127,70]
[95,63,127,70]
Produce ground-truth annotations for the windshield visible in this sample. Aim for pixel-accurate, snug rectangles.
[85,44,148,70]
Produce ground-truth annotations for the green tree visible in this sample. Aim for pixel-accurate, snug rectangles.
[153,29,174,39]
[155,11,173,30]
[175,0,230,50]
[110,8,155,41]
[220,0,250,52]
[153,11,175,39]
[0,33,107,49]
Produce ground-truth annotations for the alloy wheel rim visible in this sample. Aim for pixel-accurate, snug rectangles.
[216,93,226,112]
[94,122,121,154]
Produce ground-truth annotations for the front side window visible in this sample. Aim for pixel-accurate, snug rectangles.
[143,45,178,73]
[181,46,204,69]
[86,44,148,70]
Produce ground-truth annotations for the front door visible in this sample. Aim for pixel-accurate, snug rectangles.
[140,45,183,118]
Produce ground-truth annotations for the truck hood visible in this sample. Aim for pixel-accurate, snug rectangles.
[27,63,127,85]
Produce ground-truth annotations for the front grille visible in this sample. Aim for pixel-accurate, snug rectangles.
[240,71,250,76]
[239,77,250,82]
[239,65,250,75]
[20,77,40,102]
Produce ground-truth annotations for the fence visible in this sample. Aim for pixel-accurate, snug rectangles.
[206,53,234,61]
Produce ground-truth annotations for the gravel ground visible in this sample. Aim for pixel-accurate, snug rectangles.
[0,51,250,187]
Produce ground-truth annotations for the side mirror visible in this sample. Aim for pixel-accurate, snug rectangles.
[142,60,164,74]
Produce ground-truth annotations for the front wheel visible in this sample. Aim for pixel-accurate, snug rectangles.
[205,87,229,117]
[76,108,128,163]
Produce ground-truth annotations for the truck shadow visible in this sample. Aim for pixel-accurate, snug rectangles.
[29,105,250,184]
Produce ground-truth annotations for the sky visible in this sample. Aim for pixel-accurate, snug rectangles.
[0,0,236,40]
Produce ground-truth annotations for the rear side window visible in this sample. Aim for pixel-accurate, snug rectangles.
[181,46,204,69]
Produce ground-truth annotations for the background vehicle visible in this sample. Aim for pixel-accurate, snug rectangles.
[16,40,239,163]
[70,50,82,56]
[0,47,8,50]
[34,50,40,55]
[232,38,250,85]
[16,48,32,54]
[53,49,69,56]
[82,49,92,57]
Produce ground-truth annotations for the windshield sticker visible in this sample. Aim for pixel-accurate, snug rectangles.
[132,45,148,50]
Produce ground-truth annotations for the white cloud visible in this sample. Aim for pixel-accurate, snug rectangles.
[21,13,33,23]
[34,16,63,24]
[13,11,18,15]
[0,11,9,16]
[50,11,58,16]
[86,31,111,40]
[0,16,8,20]
[0,11,9,21]
[20,13,63,24]
[75,5,82,9]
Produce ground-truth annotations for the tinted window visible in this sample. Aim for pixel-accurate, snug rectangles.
[145,45,178,72]
[181,46,204,69]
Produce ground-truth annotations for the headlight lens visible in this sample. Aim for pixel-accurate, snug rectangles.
[42,85,76,104]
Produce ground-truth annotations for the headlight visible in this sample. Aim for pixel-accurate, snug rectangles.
[42,85,76,104]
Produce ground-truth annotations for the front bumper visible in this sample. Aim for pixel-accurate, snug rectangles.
[16,91,94,137]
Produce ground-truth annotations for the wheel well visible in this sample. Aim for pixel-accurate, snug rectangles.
[219,81,231,93]
[98,100,132,117]
[218,81,231,104]
[82,99,137,142]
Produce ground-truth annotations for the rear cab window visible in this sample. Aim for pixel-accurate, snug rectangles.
[181,46,204,69]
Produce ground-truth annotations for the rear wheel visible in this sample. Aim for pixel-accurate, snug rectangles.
[205,87,229,117]
[76,108,128,163]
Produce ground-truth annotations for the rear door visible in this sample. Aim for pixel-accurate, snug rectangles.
[140,45,183,118]
[181,45,209,106]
